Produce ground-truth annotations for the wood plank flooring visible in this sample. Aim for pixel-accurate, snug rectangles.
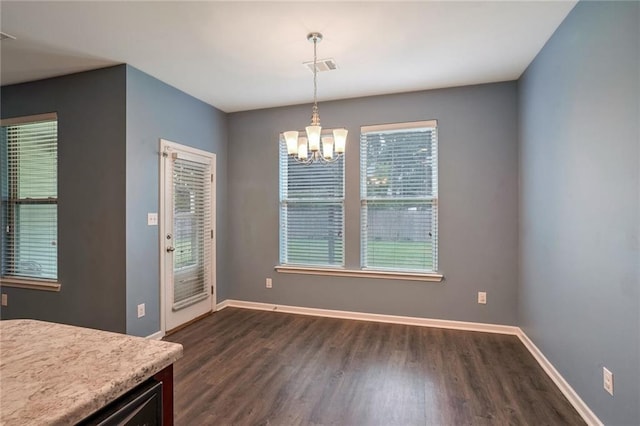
[164,308,585,426]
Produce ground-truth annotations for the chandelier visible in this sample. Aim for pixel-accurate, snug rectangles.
[283,32,347,164]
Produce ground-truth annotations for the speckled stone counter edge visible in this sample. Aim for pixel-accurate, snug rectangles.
[0,319,183,425]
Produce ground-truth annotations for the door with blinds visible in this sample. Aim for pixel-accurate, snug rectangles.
[160,139,216,332]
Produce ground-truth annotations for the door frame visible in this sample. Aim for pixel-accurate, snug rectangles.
[159,138,216,334]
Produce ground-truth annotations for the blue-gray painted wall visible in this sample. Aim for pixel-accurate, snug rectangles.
[0,65,228,337]
[227,82,519,325]
[0,65,128,332]
[1,3,637,423]
[125,66,228,337]
[518,2,639,425]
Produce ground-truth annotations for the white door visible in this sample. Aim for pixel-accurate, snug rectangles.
[160,139,216,332]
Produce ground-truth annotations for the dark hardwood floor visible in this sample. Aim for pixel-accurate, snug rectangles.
[165,308,585,426]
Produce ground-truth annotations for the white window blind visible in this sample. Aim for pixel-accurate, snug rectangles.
[279,135,344,267]
[1,114,58,281]
[171,154,213,311]
[360,120,438,272]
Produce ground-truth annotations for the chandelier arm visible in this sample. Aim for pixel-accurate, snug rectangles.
[289,152,344,165]
[288,147,343,165]
[291,154,314,165]
[321,154,341,164]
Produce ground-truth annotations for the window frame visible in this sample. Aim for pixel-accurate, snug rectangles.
[274,121,443,282]
[278,132,346,268]
[0,113,60,291]
[359,120,439,274]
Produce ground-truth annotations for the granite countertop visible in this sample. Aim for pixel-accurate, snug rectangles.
[0,319,183,425]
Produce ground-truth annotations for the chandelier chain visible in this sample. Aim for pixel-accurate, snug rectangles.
[313,35,317,108]
[310,34,320,125]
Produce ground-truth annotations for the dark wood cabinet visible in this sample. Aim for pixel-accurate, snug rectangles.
[79,365,174,426]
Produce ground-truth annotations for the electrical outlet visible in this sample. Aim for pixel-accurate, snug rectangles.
[137,303,145,318]
[1,293,7,306]
[266,278,272,289]
[603,367,614,396]
[147,213,158,226]
[478,292,487,304]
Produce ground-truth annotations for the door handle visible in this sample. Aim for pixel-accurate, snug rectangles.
[166,246,176,253]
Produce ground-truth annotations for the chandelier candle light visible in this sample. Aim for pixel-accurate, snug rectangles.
[284,32,347,164]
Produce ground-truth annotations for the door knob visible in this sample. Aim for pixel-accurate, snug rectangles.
[166,246,176,252]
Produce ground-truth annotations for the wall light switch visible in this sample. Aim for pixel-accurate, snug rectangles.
[147,213,158,226]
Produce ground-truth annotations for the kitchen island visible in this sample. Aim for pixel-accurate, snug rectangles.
[0,319,182,425]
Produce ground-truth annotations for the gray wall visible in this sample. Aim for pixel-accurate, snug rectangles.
[0,66,127,333]
[518,2,639,425]
[228,82,519,325]
[125,66,228,336]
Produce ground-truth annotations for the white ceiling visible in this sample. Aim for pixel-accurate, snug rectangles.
[0,1,576,113]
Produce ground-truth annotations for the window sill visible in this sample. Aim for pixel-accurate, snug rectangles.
[0,277,61,292]
[274,265,443,282]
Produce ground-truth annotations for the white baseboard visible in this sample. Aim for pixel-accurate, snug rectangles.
[216,298,601,426]
[517,330,603,426]
[216,299,231,311]
[146,330,165,340]
[221,299,519,335]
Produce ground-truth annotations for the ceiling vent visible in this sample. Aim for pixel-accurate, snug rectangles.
[0,32,16,41]
[303,58,337,73]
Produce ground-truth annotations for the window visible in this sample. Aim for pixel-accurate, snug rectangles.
[360,121,438,272]
[173,170,200,270]
[1,113,58,284]
[279,134,344,267]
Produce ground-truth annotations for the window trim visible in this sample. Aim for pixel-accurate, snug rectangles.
[0,276,61,291]
[0,113,58,127]
[274,265,443,282]
[360,119,438,134]
[1,112,60,289]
